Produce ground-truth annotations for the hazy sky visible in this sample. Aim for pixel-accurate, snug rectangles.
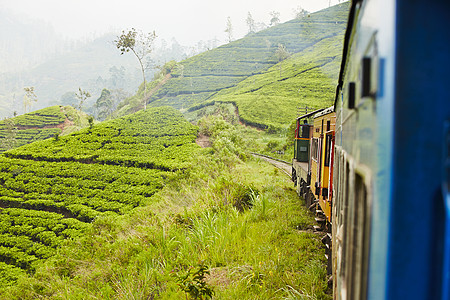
[1,0,344,46]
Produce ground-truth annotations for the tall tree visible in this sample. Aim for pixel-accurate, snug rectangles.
[246,12,256,34]
[225,17,234,43]
[75,88,91,111]
[275,43,291,76]
[269,11,281,26]
[96,88,112,121]
[23,87,37,114]
[114,28,157,110]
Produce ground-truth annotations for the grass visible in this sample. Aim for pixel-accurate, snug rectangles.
[0,114,331,299]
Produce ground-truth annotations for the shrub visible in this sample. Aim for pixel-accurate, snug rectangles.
[232,185,259,212]
[174,262,214,299]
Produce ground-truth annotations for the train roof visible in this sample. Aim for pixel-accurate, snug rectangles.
[334,0,358,107]
[296,108,326,120]
[313,106,335,118]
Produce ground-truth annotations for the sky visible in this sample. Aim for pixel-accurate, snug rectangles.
[0,0,344,46]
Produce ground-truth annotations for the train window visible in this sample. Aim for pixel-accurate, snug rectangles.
[352,172,370,299]
[348,82,356,109]
[311,138,319,161]
[362,57,372,97]
[324,134,332,167]
[341,160,351,292]
[327,120,331,132]
[300,125,310,138]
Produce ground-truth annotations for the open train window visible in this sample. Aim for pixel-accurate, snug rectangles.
[324,134,332,166]
[311,138,319,161]
[300,124,310,138]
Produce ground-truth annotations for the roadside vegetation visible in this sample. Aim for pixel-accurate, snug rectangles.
[0,106,330,299]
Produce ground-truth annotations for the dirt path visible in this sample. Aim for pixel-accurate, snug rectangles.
[251,153,292,177]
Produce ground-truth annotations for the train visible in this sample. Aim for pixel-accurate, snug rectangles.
[291,0,450,299]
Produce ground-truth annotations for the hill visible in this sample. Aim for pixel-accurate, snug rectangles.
[115,2,349,129]
[0,106,199,286]
[0,105,94,153]
[209,32,344,130]
[0,34,142,118]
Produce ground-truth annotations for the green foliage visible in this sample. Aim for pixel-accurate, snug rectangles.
[96,88,113,120]
[232,185,258,212]
[174,262,214,299]
[197,114,247,162]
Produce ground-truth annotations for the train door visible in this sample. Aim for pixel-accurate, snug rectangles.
[294,119,311,162]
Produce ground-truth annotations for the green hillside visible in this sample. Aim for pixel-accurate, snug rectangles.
[210,33,344,130]
[115,2,349,129]
[0,105,93,153]
[0,106,199,286]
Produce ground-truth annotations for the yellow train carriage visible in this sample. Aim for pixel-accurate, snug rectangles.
[310,107,335,221]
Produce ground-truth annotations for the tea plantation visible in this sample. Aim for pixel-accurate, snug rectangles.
[0,105,90,153]
[115,2,349,131]
[0,106,199,286]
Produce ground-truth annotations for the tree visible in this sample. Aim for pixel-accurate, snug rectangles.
[275,43,291,76]
[246,12,256,34]
[75,88,91,111]
[95,88,129,120]
[225,17,233,43]
[293,6,309,19]
[114,28,157,110]
[96,88,113,121]
[269,11,280,26]
[23,87,38,114]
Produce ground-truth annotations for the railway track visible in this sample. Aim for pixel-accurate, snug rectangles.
[251,152,292,177]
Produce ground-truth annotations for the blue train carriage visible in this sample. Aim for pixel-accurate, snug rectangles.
[332,0,450,299]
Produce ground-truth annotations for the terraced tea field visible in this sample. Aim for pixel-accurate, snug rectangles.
[0,106,199,286]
